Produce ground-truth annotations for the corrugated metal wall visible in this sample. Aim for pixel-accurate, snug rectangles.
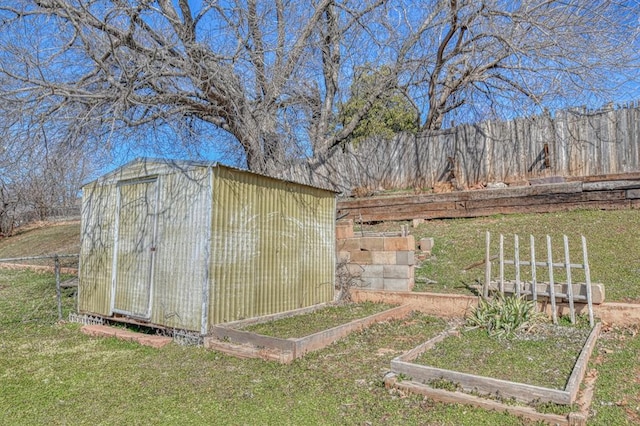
[79,162,212,331]
[80,159,336,332]
[79,182,117,316]
[149,168,211,332]
[208,167,336,324]
[112,178,159,318]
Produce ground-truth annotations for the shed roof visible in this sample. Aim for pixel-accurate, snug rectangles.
[84,157,339,193]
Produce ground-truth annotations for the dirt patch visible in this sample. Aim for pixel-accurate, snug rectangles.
[375,348,397,356]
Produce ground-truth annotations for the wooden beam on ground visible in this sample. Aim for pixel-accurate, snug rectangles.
[567,172,640,183]
[384,374,574,426]
[337,177,640,222]
[490,281,605,304]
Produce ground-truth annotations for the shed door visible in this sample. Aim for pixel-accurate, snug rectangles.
[112,178,159,318]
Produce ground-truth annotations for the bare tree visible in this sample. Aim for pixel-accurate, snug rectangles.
[19,147,91,221]
[0,0,638,175]
[0,100,94,231]
[0,182,18,236]
[0,0,400,173]
[399,0,640,130]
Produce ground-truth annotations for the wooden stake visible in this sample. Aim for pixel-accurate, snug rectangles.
[564,235,576,324]
[55,255,62,321]
[499,234,505,294]
[547,235,558,324]
[530,235,537,302]
[484,231,491,298]
[514,235,521,297]
[582,236,594,327]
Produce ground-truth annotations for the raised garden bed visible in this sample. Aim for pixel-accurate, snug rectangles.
[386,322,601,425]
[205,302,412,363]
[414,324,591,390]
[241,301,396,338]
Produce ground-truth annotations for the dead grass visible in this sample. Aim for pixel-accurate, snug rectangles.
[0,221,80,268]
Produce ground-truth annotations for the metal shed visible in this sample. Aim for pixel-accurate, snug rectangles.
[79,158,337,335]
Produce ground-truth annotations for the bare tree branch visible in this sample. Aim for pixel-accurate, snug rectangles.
[0,0,637,175]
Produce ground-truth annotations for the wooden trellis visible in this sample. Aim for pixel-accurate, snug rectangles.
[483,232,594,327]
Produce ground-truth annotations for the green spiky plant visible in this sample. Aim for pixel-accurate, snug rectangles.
[465,293,547,338]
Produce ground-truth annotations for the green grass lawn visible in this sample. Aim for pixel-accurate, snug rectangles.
[406,209,640,302]
[0,269,536,425]
[2,210,640,423]
[3,209,640,301]
[2,268,640,424]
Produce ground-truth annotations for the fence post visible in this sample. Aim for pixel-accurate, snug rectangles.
[55,255,62,321]
[484,231,491,298]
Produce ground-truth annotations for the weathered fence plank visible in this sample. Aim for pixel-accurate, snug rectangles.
[282,104,640,193]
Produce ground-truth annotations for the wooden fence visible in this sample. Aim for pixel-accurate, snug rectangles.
[281,102,640,193]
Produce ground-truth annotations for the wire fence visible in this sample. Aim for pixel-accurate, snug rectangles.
[0,254,80,320]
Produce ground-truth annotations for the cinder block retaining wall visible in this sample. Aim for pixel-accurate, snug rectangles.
[336,220,415,291]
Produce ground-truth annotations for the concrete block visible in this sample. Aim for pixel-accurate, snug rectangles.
[337,251,351,263]
[360,277,384,290]
[419,237,435,252]
[384,235,415,251]
[371,251,397,265]
[336,221,354,239]
[350,250,373,264]
[81,325,172,348]
[396,251,415,265]
[360,264,384,278]
[360,237,385,251]
[337,238,360,252]
[384,278,411,291]
[383,264,412,279]
[337,219,354,228]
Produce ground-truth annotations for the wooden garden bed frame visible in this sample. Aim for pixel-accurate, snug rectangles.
[204,303,413,363]
[386,322,601,425]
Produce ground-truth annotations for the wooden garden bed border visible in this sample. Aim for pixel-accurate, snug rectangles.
[388,322,601,406]
[384,374,586,426]
[204,303,413,363]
